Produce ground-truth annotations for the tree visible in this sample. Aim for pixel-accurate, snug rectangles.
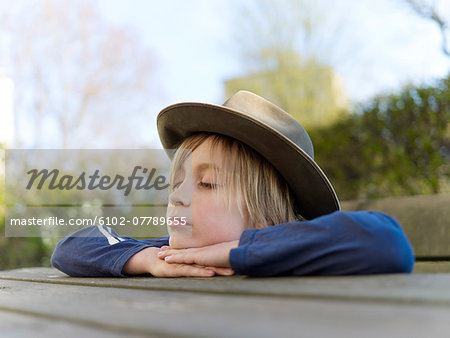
[230,0,346,69]
[0,0,160,270]
[404,0,450,57]
[0,0,157,148]
[0,144,51,269]
[227,0,350,128]
[311,75,450,200]
[225,49,348,128]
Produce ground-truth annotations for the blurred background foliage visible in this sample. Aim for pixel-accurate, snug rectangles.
[0,0,449,270]
[311,75,450,200]
[0,153,52,269]
[225,49,349,129]
[226,0,450,200]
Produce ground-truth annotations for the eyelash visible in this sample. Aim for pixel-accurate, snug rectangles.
[199,181,216,189]
[171,181,216,190]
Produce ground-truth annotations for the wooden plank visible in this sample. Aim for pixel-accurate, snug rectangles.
[0,310,134,338]
[414,262,450,274]
[1,278,450,338]
[341,194,450,258]
[2,268,450,307]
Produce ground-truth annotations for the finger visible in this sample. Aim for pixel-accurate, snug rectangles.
[157,251,167,259]
[173,264,215,277]
[159,246,170,251]
[157,249,177,259]
[164,253,196,265]
[209,267,235,276]
[190,264,234,276]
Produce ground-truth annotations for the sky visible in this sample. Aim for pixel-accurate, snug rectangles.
[97,0,450,103]
[1,0,449,148]
[98,0,240,105]
[94,0,450,146]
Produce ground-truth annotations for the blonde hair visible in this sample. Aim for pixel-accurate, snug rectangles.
[169,133,303,229]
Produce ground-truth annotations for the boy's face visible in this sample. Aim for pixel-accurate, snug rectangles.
[166,139,247,249]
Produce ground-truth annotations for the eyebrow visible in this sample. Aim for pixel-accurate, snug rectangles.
[194,163,220,174]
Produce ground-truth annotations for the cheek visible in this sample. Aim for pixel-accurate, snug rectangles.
[192,194,229,225]
[192,200,245,241]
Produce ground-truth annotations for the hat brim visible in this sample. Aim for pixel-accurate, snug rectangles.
[157,102,340,220]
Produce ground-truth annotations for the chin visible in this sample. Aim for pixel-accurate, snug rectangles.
[169,236,193,249]
[169,236,211,249]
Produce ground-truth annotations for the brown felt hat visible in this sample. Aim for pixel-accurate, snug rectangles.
[157,90,340,220]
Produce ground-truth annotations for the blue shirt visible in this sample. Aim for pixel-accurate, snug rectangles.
[51,211,415,277]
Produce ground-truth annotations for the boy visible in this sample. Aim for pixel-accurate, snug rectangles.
[51,91,414,277]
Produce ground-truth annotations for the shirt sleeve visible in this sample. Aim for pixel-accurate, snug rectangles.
[229,211,415,276]
[51,225,169,277]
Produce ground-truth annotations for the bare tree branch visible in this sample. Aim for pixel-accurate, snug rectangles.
[0,0,158,148]
[405,0,450,57]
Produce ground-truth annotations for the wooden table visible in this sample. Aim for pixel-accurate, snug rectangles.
[1,268,450,337]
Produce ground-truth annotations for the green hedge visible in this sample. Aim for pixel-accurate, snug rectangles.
[311,74,450,200]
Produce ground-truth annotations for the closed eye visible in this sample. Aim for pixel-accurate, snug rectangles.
[199,181,217,189]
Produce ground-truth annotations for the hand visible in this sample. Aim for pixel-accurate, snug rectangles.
[157,240,239,268]
[122,247,233,277]
[189,264,235,276]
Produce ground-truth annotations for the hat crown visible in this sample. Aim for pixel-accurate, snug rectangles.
[223,91,314,159]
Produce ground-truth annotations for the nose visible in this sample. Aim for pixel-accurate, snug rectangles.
[169,179,192,207]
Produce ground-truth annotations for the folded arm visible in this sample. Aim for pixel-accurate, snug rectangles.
[51,225,168,277]
[160,211,415,276]
[51,225,233,277]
